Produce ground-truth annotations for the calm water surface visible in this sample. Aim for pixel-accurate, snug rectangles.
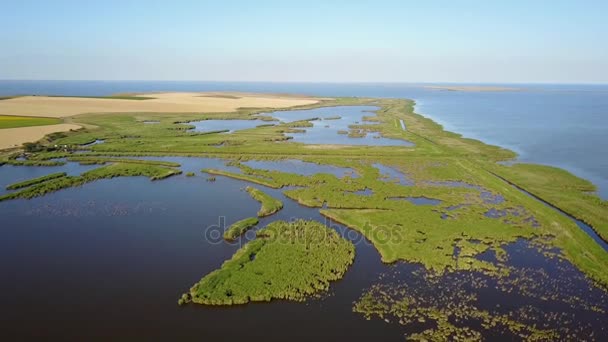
[1,157,606,340]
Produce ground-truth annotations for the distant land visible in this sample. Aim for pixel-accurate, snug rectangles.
[424,85,522,92]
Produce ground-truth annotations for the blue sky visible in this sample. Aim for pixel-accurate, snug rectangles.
[1,0,607,83]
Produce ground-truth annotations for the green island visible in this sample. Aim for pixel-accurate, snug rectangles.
[246,186,284,217]
[223,217,259,241]
[6,172,67,190]
[180,219,355,305]
[0,161,181,202]
[1,94,607,337]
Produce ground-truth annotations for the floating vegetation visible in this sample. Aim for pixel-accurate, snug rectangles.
[246,186,283,217]
[180,220,355,305]
[223,217,259,241]
[348,129,366,138]
[353,241,608,340]
[284,120,314,128]
[5,172,67,190]
[185,172,195,177]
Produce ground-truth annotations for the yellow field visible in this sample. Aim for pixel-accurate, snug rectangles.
[0,124,82,150]
[0,92,319,118]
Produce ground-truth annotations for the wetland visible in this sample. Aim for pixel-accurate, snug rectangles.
[0,90,607,340]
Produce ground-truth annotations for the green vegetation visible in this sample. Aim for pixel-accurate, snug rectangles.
[185,172,195,177]
[353,261,604,341]
[0,115,62,129]
[3,94,607,297]
[2,159,65,167]
[66,156,180,167]
[179,220,355,305]
[491,163,608,242]
[246,186,284,217]
[223,217,259,241]
[6,172,67,190]
[0,163,181,202]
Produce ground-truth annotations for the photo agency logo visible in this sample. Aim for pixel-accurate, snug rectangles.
[203,216,405,247]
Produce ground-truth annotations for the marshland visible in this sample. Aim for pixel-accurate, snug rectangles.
[0,89,607,340]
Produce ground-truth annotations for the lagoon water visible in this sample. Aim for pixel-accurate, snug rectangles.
[1,158,606,340]
[263,105,413,146]
[191,119,270,133]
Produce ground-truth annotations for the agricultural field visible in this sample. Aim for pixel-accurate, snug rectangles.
[0,92,319,117]
[0,115,61,129]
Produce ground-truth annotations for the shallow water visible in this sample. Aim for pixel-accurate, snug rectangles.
[82,139,105,146]
[242,159,357,178]
[262,106,414,146]
[373,163,414,186]
[190,119,271,133]
[390,196,442,206]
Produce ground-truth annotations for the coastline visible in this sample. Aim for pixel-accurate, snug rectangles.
[412,99,607,200]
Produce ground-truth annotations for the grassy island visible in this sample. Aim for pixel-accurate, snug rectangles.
[180,220,355,305]
[223,217,259,241]
[246,186,284,217]
[6,172,67,190]
[0,162,181,201]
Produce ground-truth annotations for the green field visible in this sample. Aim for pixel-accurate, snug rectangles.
[0,115,62,129]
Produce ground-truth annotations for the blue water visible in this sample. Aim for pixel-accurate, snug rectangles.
[242,159,357,178]
[262,106,413,146]
[190,119,270,133]
[1,80,607,198]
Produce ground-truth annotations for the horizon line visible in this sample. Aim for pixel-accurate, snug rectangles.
[1,79,607,86]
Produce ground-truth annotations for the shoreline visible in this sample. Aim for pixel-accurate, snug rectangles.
[412,99,607,201]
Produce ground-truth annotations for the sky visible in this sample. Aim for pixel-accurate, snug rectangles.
[1,0,607,83]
